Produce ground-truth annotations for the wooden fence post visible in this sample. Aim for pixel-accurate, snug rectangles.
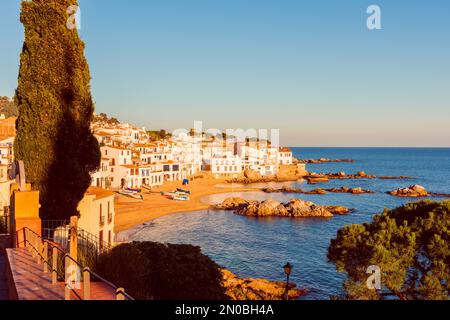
[52,247,58,284]
[83,268,90,300]
[116,288,125,300]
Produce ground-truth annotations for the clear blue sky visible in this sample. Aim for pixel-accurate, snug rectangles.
[1,0,449,147]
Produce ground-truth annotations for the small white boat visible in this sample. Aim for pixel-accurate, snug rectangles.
[161,191,189,201]
[141,184,152,191]
[172,195,189,201]
[119,189,144,200]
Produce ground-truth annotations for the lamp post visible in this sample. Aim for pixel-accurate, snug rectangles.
[283,263,293,300]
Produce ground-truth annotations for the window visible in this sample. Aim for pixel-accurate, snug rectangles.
[99,204,105,226]
[108,230,112,244]
[99,231,104,250]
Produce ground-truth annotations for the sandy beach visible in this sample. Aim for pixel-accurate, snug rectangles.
[114,176,259,233]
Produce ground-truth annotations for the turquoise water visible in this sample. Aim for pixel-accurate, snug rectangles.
[124,148,450,300]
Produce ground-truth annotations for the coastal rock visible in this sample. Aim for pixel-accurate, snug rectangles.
[262,186,374,195]
[287,200,333,217]
[262,187,305,194]
[357,171,367,177]
[243,169,262,181]
[325,206,350,215]
[305,188,328,195]
[326,187,374,194]
[221,269,307,300]
[389,185,428,197]
[212,197,250,210]
[297,158,355,164]
[379,176,411,180]
[306,174,329,184]
[230,165,309,184]
[214,197,350,218]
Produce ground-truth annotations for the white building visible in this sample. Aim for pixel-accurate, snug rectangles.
[278,147,293,165]
[211,155,243,179]
[91,158,111,189]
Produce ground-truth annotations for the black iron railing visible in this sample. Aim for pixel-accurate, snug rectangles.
[41,220,112,270]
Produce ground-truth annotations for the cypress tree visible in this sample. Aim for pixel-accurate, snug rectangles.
[14,0,101,220]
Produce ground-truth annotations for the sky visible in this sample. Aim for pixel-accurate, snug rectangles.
[1,0,449,147]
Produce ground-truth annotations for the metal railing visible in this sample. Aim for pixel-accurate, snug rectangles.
[0,215,10,234]
[41,220,112,264]
[19,227,134,301]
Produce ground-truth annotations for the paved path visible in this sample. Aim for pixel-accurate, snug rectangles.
[6,248,116,300]
[0,253,8,300]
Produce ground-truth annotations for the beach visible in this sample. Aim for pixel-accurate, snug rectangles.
[114,176,258,233]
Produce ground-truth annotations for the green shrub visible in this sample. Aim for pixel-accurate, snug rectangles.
[95,241,228,300]
[328,200,450,300]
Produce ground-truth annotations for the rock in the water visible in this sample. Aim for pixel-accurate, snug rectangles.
[389,185,428,197]
[212,197,250,210]
[325,206,350,215]
[213,197,350,218]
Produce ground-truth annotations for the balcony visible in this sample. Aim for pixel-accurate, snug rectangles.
[100,215,105,226]
[108,212,113,224]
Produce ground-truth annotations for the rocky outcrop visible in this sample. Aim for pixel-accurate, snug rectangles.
[243,169,263,181]
[325,187,375,194]
[262,186,374,195]
[305,173,330,184]
[213,198,350,217]
[262,187,305,194]
[213,197,253,210]
[229,167,309,185]
[305,172,410,184]
[296,158,355,164]
[221,269,307,300]
[388,185,428,197]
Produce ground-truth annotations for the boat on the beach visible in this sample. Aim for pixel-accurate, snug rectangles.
[141,184,152,191]
[176,188,191,194]
[119,189,144,200]
[161,191,190,201]
[126,187,142,193]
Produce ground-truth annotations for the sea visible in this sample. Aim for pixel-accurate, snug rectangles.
[123,148,450,300]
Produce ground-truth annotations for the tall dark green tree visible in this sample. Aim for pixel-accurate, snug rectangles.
[328,201,450,300]
[14,0,100,220]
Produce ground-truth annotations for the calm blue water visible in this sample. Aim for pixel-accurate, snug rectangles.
[123,148,450,300]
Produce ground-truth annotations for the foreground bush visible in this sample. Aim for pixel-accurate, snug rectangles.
[95,241,227,300]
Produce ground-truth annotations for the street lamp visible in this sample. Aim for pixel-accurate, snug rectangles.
[283,263,293,300]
